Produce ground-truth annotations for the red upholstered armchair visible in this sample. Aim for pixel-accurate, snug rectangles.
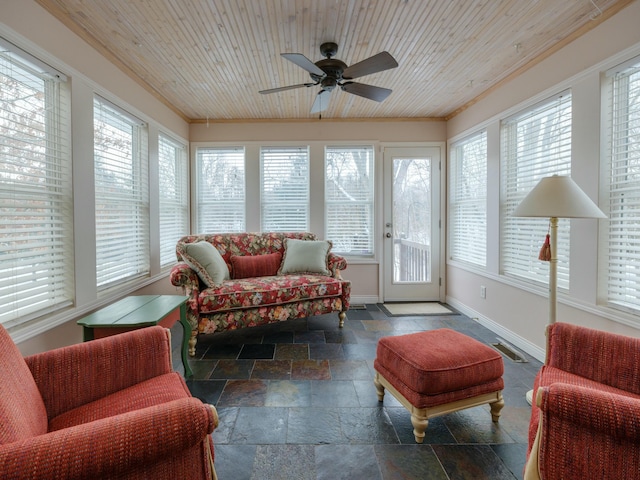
[0,325,219,479]
[524,322,640,480]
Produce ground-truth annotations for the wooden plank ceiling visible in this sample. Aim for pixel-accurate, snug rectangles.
[35,0,632,122]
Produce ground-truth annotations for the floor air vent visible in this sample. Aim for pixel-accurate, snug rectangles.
[490,339,528,363]
[349,304,368,310]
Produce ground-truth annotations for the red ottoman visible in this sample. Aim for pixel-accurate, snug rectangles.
[374,328,505,443]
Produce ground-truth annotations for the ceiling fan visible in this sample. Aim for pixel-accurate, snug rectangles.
[259,42,398,115]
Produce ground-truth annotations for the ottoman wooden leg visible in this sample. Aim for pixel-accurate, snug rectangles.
[373,373,385,401]
[490,394,505,422]
[411,413,429,444]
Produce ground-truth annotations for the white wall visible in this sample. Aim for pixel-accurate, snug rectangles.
[446,1,640,360]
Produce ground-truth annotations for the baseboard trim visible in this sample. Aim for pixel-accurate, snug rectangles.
[349,295,380,305]
[446,297,546,363]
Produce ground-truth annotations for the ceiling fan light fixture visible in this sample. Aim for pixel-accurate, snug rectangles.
[321,77,338,91]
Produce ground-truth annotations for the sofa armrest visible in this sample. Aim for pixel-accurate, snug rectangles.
[546,322,640,394]
[0,398,216,480]
[328,252,347,277]
[529,383,640,479]
[170,262,202,292]
[25,326,174,419]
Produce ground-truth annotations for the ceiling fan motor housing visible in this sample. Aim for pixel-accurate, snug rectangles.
[312,58,348,87]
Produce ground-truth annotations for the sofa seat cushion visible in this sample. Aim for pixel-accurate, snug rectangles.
[199,274,343,313]
[49,372,192,431]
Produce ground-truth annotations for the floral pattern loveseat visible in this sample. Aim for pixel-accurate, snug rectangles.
[170,232,350,356]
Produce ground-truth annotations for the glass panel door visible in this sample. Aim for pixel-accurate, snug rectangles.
[383,147,441,301]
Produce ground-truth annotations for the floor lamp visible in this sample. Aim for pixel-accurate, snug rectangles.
[512,175,606,404]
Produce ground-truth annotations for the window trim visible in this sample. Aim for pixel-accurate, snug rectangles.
[194,145,246,234]
[0,37,74,329]
[601,57,640,316]
[448,130,488,268]
[260,145,310,232]
[324,144,376,257]
[158,132,189,267]
[500,91,573,289]
[93,94,150,293]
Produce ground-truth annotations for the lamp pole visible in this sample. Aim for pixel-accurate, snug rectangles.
[548,216,558,325]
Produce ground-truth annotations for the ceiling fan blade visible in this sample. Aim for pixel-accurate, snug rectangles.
[310,89,332,114]
[281,53,326,77]
[341,82,392,102]
[259,83,315,94]
[342,51,398,79]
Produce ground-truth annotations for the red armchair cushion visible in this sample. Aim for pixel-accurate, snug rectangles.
[230,252,282,279]
[25,326,174,420]
[0,326,48,444]
[49,372,192,431]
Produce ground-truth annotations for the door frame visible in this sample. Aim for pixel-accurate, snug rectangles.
[378,142,446,303]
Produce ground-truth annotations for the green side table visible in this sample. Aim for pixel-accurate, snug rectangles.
[77,295,192,377]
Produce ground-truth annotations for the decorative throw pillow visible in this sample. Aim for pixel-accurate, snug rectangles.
[278,238,331,275]
[231,252,282,279]
[181,241,230,287]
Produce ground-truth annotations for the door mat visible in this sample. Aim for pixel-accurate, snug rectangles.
[379,302,455,316]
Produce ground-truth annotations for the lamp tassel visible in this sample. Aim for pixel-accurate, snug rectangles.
[538,233,551,261]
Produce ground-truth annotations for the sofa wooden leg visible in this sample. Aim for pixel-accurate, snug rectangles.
[339,311,346,328]
[188,330,198,357]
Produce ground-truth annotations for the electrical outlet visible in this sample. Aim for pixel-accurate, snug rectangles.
[480,285,487,299]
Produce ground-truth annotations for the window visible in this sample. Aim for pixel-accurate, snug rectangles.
[500,93,572,287]
[0,38,73,327]
[260,146,309,231]
[449,131,487,267]
[604,57,640,313]
[325,145,375,256]
[94,96,149,291]
[195,146,245,233]
[158,133,189,267]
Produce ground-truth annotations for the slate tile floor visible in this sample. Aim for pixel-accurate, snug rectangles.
[178,305,541,480]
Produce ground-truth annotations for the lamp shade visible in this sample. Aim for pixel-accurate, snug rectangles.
[512,175,606,219]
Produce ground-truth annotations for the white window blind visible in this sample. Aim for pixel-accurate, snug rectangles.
[94,96,149,291]
[501,92,572,287]
[260,146,309,232]
[158,133,189,267]
[605,59,640,313]
[449,131,487,267]
[325,145,374,256]
[196,146,245,233]
[0,40,73,327]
